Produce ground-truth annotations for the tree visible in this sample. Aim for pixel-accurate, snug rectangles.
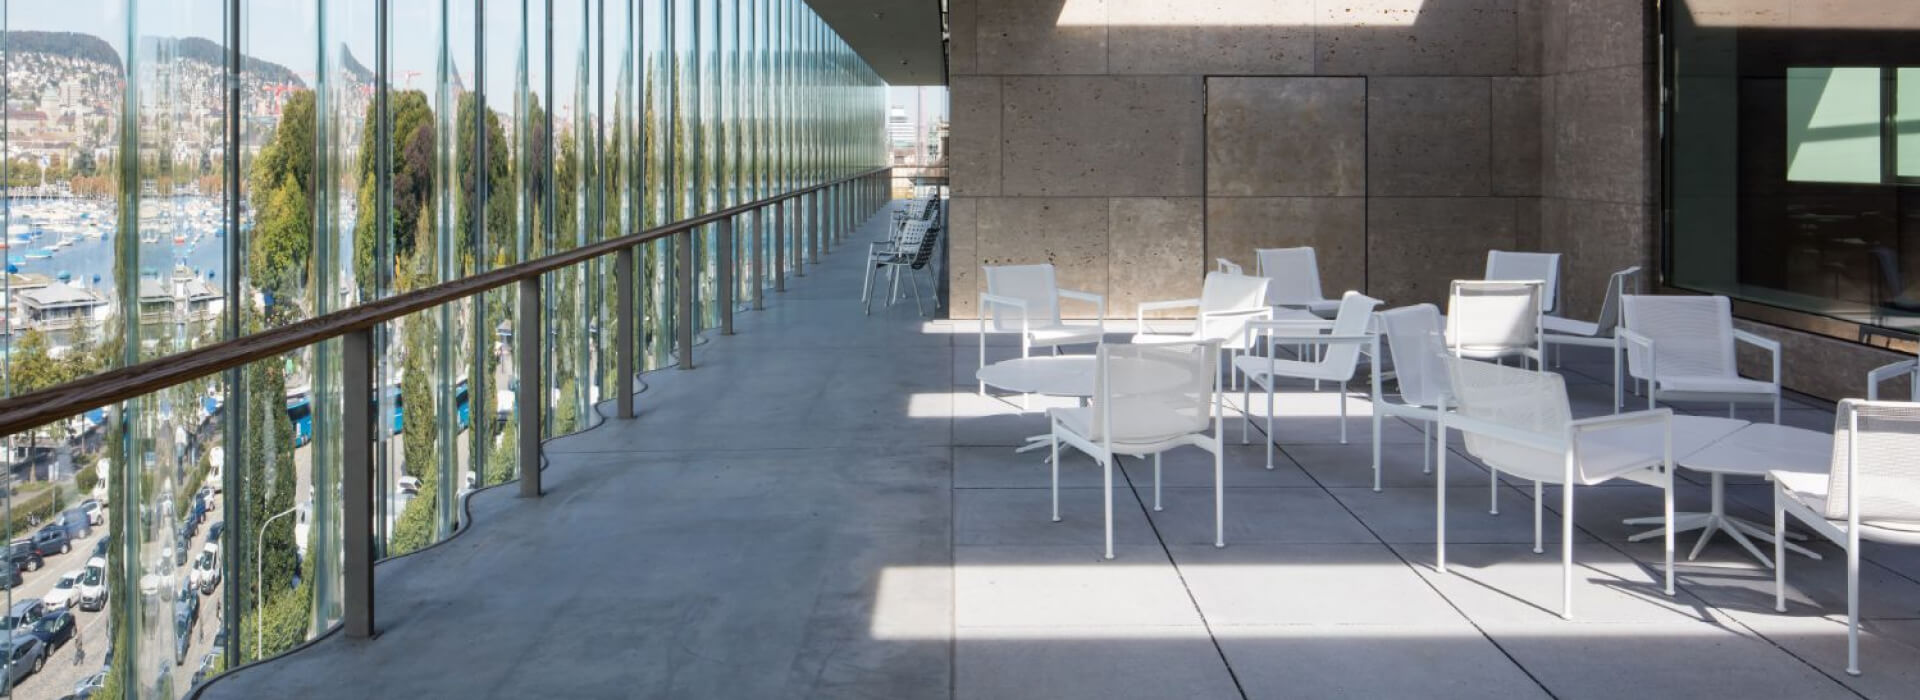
[352,90,436,300]
[248,90,317,314]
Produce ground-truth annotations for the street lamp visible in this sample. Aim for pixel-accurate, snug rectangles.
[255,505,297,659]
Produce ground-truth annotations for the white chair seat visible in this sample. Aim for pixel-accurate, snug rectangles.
[1542,316,1600,337]
[1233,354,1351,383]
[1774,470,1920,539]
[1288,299,1342,316]
[1654,375,1777,395]
[1052,402,1211,447]
[1027,324,1105,346]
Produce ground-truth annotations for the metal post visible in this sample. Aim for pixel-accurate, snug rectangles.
[810,190,821,264]
[822,186,833,255]
[776,199,789,288]
[751,209,765,309]
[518,277,543,497]
[616,246,636,419]
[343,328,375,639]
[677,230,696,369]
[718,217,735,335]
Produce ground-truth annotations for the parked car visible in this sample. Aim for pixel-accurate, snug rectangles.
[78,498,104,526]
[190,648,223,688]
[176,583,198,629]
[206,521,225,546]
[397,475,422,495]
[0,561,21,590]
[173,611,193,666]
[30,608,74,648]
[3,636,45,684]
[53,509,94,540]
[74,670,106,696]
[6,540,44,573]
[196,486,217,512]
[78,558,108,612]
[0,599,46,637]
[92,534,111,560]
[44,569,84,610]
[32,526,73,558]
[191,543,221,594]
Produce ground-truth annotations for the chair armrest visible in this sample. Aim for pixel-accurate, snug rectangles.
[1440,411,1567,454]
[1135,298,1202,314]
[1058,289,1106,325]
[980,293,1029,313]
[1732,329,1781,385]
[1569,408,1673,434]
[1867,359,1919,401]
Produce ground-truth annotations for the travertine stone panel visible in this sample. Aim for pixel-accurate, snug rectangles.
[1317,0,1518,76]
[948,198,981,318]
[1539,197,1650,319]
[1367,77,1491,197]
[1206,77,1365,197]
[1514,197,1543,251]
[1547,65,1649,204]
[1542,0,1645,75]
[1205,197,1367,297]
[1001,76,1204,197]
[949,0,978,75]
[1109,198,1204,317]
[1367,197,1520,306]
[950,77,1002,197]
[976,197,1110,318]
[1733,320,1904,403]
[976,0,1108,75]
[1107,0,1314,75]
[1515,0,1545,75]
[1492,77,1543,196]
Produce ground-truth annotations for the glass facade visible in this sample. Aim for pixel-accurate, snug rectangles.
[0,2,883,697]
[1666,1,1920,335]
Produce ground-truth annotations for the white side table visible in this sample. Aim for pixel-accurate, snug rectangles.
[1625,422,1832,567]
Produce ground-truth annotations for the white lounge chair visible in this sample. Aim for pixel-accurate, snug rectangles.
[1236,291,1383,470]
[1256,247,1342,317]
[977,264,1106,394]
[1618,294,1781,423]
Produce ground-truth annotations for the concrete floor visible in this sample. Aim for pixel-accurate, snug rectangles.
[201,203,1920,699]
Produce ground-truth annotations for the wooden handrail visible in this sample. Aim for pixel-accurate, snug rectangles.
[0,167,891,437]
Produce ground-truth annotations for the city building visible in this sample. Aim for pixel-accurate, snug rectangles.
[0,3,1915,700]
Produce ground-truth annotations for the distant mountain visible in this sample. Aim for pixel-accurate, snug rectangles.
[173,36,304,88]
[2,31,121,71]
[340,44,372,84]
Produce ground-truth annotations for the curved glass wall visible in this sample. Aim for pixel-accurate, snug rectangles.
[0,1,883,697]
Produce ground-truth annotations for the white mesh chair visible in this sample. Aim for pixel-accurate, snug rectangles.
[1446,280,1545,368]
[1374,304,1453,492]
[1865,349,1918,401]
[1215,258,1244,275]
[978,264,1107,393]
[1542,266,1639,363]
[863,220,931,313]
[1049,341,1225,559]
[1134,272,1272,382]
[1235,292,1383,470]
[863,220,941,316]
[1256,247,1342,317]
[1773,400,1920,676]
[1438,357,1676,619]
[1618,295,1781,422]
[1486,250,1563,316]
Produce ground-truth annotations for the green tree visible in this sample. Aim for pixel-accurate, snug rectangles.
[248,91,317,313]
[352,90,436,300]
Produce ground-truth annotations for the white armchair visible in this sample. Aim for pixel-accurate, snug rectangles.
[1256,247,1342,317]
[1485,250,1563,315]
[1773,399,1920,676]
[1049,341,1225,559]
[1618,294,1780,422]
[1438,356,1676,620]
[977,264,1106,394]
[1542,266,1639,367]
[1235,292,1383,470]
[1446,279,1545,368]
[1374,304,1452,492]
[1134,273,1272,386]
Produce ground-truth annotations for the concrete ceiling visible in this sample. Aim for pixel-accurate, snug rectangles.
[806,0,947,85]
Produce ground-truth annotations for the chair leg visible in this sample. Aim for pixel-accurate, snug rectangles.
[1371,409,1382,492]
[1490,469,1501,516]
[1436,434,1449,574]
[1153,453,1163,512]
[1103,455,1115,560]
[1051,433,1062,523]
[1241,382,1251,445]
[909,269,927,316]
[1774,395,1781,426]
[1214,444,1225,548]
[1422,419,1432,475]
[862,263,876,315]
[1847,529,1862,676]
[1533,481,1544,554]
[1338,382,1349,444]
[1266,383,1276,470]
[1664,465,1675,596]
[1773,492,1786,612]
[1562,482,1576,620]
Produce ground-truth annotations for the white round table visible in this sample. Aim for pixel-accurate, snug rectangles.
[974,355,1194,398]
[1625,421,1831,567]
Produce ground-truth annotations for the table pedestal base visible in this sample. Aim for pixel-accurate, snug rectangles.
[1625,473,1820,568]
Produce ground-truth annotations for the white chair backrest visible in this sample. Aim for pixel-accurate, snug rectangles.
[1486,250,1562,313]
[1591,266,1642,334]
[1215,258,1245,275]
[1620,295,1736,381]
[1092,341,1217,444]
[1378,304,1451,409]
[1446,280,1543,357]
[896,220,931,250]
[984,264,1064,332]
[1316,292,1383,377]
[1826,400,1920,526]
[1197,273,1271,347]
[1447,357,1577,483]
[1256,247,1327,307]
